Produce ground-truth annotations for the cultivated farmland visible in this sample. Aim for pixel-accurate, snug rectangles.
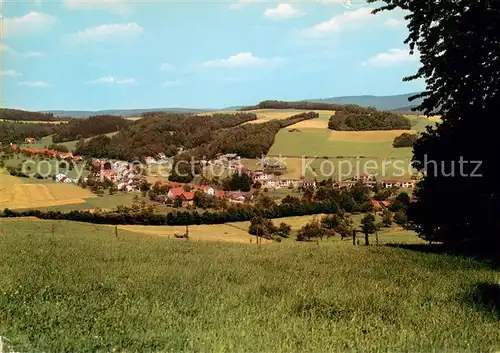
[0,171,96,209]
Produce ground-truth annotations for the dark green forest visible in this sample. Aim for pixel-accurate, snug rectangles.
[52,115,131,143]
[0,121,58,144]
[328,110,411,131]
[74,112,258,160]
[0,108,68,122]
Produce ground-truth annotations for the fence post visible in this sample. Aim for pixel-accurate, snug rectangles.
[115,225,118,238]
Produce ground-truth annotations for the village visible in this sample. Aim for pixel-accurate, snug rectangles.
[6,141,418,209]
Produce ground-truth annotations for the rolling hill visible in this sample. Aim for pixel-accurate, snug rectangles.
[303,92,423,112]
[40,107,212,118]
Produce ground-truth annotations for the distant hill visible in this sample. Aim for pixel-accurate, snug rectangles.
[40,108,212,118]
[303,93,423,112]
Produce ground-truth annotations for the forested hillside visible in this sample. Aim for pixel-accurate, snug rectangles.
[0,108,66,122]
[52,115,131,143]
[0,121,58,144]
[74,112,258,160]
[240,100,375,113]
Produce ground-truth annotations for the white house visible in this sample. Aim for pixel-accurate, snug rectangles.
[55,173,67,182]
[199,185,215,196]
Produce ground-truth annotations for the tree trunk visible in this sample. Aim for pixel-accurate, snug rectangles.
[352,230,356,246]
[364,229,369,246]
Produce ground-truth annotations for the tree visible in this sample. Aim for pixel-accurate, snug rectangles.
[248,216,277,238]
[369,0,500,248]
[394,211,408,226]
[321,213,338,228]
[382,209,393,227]
[223,173,253,192]
[395,192,410,206]
[173,196,183,208]
[277,222,292,238]
[360,213,377,246]
[296,219,324,241]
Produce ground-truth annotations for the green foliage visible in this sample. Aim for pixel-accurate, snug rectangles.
[52,115,130,143]
[75,113,256,160]
[48,144,69,152]
[394,211,408,226]
[296,219,324,241]
[0,121,57,144]
[393,133,418,148]
[277,222,292,237]
[223,173,253,192]
[370,0,500,248]
[382,209,393,227]
[248,216,277,238]
[395,192,411,206]
[0,108,63,121]
[328,110,411,131]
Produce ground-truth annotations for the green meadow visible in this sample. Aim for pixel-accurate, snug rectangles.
[1,220,499,352]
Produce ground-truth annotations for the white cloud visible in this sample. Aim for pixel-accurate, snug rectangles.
[362,48,417,67]
[0,44,43,57]
[229,0,265,10]
[18,81,51,88]
[115,78,135,84]
[85,76,136,84]
[200,52,283,68]
[63,0,132,14]
[162,80,180,87]
[160,63,174,72]
[264,4,303,21]
[3,12,56,37]
[384,18,404,27]
[302,7,373,37]
[65,22,143,44]
[1,70,22,77]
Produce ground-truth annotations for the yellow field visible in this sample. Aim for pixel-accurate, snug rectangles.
[117,214,328,244]
[328,129,417,142]
[118,223,272,244]
[288,119,329,129]
[0,171,96,209]
[125,117,142,121]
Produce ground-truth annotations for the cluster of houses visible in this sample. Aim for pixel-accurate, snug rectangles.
[92,159,144,192]
[332,172,417,189]
[156,182,251,207]
[21,147,80,161]
[143,153,171,165]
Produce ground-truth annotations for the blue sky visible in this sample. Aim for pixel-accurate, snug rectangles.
[1,0,424,111]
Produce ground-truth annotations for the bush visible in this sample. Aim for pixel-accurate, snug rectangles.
[393,133,418,148]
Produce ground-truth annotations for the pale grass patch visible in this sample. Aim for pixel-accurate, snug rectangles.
[118,223,272,244]
[287,120,329,129]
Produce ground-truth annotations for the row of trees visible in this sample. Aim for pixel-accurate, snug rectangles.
[240,100,377,114]
[328,110,411,131]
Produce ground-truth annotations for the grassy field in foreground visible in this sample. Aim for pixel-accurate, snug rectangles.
[0,220,499,352]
